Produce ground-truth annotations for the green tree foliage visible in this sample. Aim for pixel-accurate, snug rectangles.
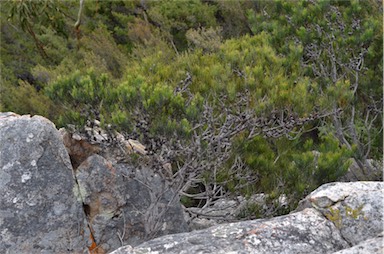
[211,0,253,38]
[0,58,56,117]
[45,70,112,126]
[5,0,73,60]
[82,0,137,47]
[247,0,383,173]
[147,0,217,51]
[222,132,352,210]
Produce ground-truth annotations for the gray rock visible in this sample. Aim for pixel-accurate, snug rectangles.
[110,208,349,254]
[0,113,88,253]
[184,194,265,231]
[185,193,288,231]
[332,232,383,254]
[297,181,383,246]
[339,159,382,182]
[109,245,134,254]
[110,181,383,254]
[75,154,188,253]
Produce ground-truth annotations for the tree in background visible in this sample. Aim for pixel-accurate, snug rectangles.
[5,0,74,60]
[248,0,383,178]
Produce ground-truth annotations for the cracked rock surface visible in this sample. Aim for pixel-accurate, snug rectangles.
[0,113,88,253]
[0,113,188,254]
[332,232,383,254]
[111,181,383,254]
[111,208,349,254]
[297,181,384,245]
[75,154,188,253]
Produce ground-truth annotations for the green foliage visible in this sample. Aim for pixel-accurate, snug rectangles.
[248,0,383,161]
[5,0,74,60]
[221,131,352,210]
[80,26,128,79]
[186,27,223,53]
[212,0,252,38]
[82,0,137,49]
[288,134,352,197]
[148,0,217,51]
[44,70,112,126]
[237,202,264,220]
[1,78,56,118]
[6,0,69,36]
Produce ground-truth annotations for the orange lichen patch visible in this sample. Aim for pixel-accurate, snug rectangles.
[88,225,105,254]
[87,192,118,222]
[89,233,97,252]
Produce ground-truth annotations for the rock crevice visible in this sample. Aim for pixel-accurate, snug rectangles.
[60,125,189,253]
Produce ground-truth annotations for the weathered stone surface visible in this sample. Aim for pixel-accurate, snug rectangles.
[185,193,288,231]
[109,245,134,254]
[110,208,349,254]
[110,181,383,254]
[338,159,382,182]
[332,232,383,254]
[0,113,88,253]
[297,181,383,246]
[184,194,265,231]
[75,154,188,253]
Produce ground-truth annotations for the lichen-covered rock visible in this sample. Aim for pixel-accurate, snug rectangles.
[332,232,383,254]
[110,181,383,254]
[75,154,188,253]
[0,113,88,253]
[297,181,383,245]
[110,208,349,254]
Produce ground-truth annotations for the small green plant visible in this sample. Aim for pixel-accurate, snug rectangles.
[237,203,263,220]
